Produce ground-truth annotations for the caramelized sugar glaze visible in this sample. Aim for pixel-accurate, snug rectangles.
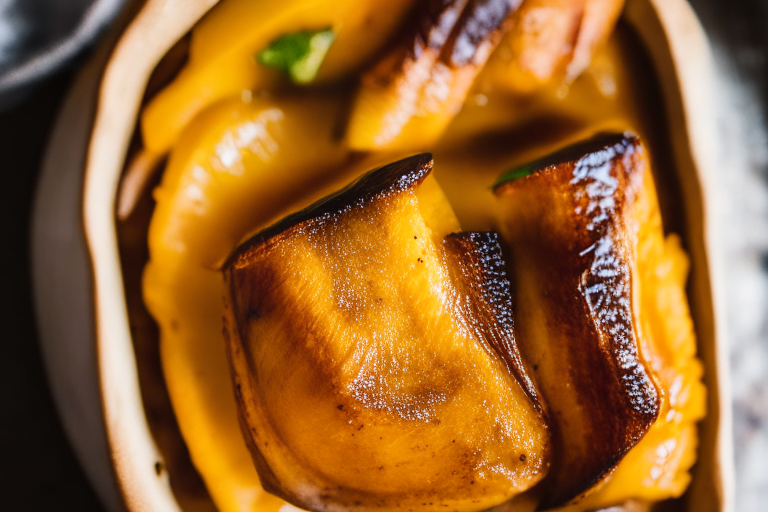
[115,1,705,511]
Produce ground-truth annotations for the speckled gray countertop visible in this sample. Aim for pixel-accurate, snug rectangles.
[689,0,768,510]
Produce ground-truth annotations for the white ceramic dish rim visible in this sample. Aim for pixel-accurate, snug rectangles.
[32,0,735,510]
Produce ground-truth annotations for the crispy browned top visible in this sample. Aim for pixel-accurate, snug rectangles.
[227,153,433,271]
[414,0,520,67]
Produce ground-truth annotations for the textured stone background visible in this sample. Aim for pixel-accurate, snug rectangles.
[688,1,768,510]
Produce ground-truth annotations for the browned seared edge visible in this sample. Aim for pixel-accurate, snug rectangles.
[226,154,433,269]
[225,153,433,352]
[443,231,543,412]
[495,133,661,509]
[366,0,519,87]
[420,0,519,68]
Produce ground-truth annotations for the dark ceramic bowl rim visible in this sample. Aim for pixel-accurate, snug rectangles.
[0,0,125,107]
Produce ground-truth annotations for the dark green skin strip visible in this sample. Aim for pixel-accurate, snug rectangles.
[492,132,632,190]
[492,166,534,188]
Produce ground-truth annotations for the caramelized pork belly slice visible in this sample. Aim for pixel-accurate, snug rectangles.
[224,154,550,512]
[346,0,519,150]
[494,133,660,508]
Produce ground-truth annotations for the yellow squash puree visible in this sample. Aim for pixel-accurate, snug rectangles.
[140,0,414,155]
[141,1,705,510]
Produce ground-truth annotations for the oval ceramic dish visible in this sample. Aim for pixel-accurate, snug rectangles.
[33,0,734,511]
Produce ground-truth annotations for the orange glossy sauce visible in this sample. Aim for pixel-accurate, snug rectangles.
[134,4,703,511]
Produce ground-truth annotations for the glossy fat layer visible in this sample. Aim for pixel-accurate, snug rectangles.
[224,157,549,512]
[495,134,660,508]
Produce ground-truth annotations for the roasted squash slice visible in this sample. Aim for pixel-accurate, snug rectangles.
[494,133,663,508]
[223,154,551,512]
[345,0,519,150]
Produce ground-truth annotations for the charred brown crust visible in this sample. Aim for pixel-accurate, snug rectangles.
[447,0,520,66]
[406,0,518,67]
[416,0,470,53]
[443,231,543,413]
[495,132,660,509]
[493,132,637,191]
[226,153,433,271]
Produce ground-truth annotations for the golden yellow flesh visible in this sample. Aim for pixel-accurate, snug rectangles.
[140,7,705,510]
[345,0,517,151]
[144,93,354,512]
[493,135,705,512]
[140,0,415,154]
[344,0,627,151]
[486,0,624,93]
[224,159,549,512]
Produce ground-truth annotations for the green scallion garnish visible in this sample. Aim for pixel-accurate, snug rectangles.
[257,28,336,84]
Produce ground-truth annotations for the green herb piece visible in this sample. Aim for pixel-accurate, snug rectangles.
[493,134,630,190]
[492,166,534,189]
[257,28,336,84]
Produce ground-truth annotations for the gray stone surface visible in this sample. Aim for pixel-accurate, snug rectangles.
[689,0,768,510]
